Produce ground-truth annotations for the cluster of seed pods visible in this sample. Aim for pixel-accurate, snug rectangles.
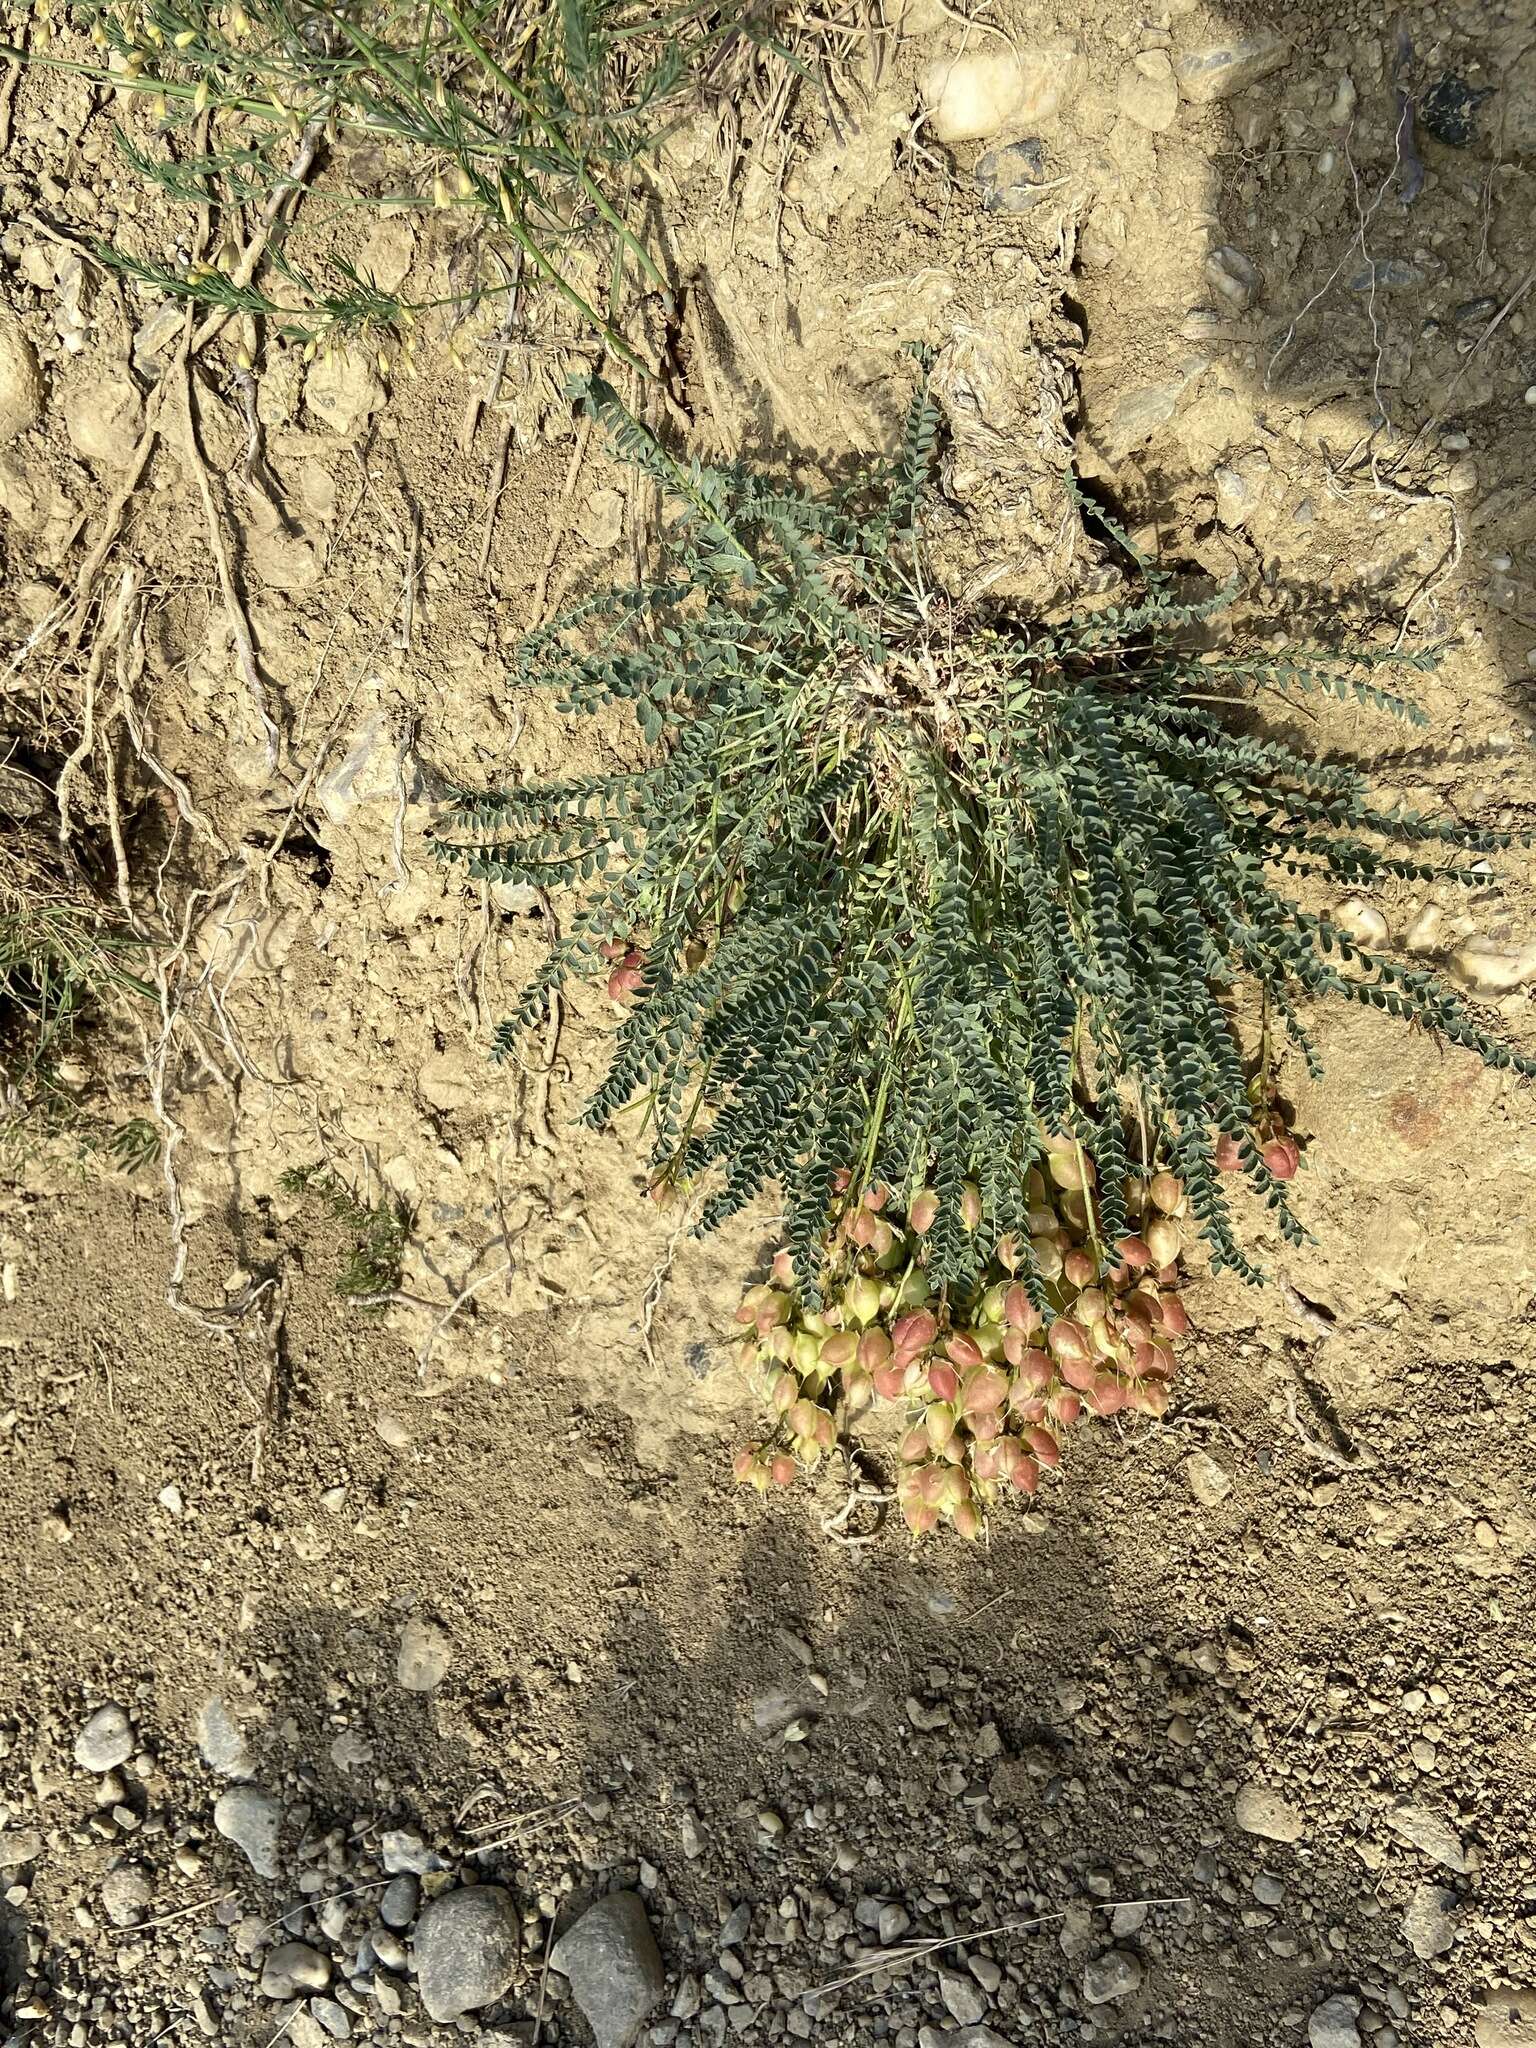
[731,1147,1196,1539]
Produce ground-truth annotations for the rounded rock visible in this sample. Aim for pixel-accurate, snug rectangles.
[0,310,45,445]
[260,1942,332,2000]
[1309,1994,1362,2048]
[100,1864,152,1928]
[1083,1949,1143,2005]
[413,1885,521,2024]
[75,1705,134,1774]
[396,1616,453,1693]
[379,1875,419,1929]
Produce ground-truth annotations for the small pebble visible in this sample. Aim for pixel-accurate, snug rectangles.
[74,1706,134,1775]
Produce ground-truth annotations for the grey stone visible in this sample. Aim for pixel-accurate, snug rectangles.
[1403,1882,1458,1960]
[75,1705,133,1774]
[380,1875,420,1928]
[381,1829,446,1875]
[397,1616,453,1692]
[100,1864,152,1928]
[878,1904,911,1946]
[214,1786,284,1879]
[414,1885,521,2023]
[1308,1994,1362,2048]
[1387,1800,1469,1874]
[261,1944,332,1999]
[1349,261,1425,292]
[551,1891,666,2048]
[938,1968,987,2025]
[975,139,1049,215]
[1083,1950,1143,2005]
[1253,1873,1286,1906]
[1205,246,1261,312]
[1183,1450,1233,1505]
[1175,34,1290,103]
[197,1697,252,1780]
[1234,1782,1304,1843]
[309,1997,352,2039]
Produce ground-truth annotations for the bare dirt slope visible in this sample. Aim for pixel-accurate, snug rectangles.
[2,0,1536,2043]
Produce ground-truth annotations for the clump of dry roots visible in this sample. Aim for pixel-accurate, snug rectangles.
[732,1151,1198,1540]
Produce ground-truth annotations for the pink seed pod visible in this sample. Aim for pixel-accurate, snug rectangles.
[1145,1217,1182,1268]
[606,954,645,999]
[935,1465,968,1513]
[1158,1293,1192,1337]
[786,1397,822,1441]
[1049,1389,1083,1426]
[1134,1379,1171,1418]
[899,1425,929,1463]
[892,1310,939,1356]
[1075,1286,1107,1325]
[858,1326,893,1371]
[1012,1393,1047,1424]
[870,1218,897,1260]
[1146,1338,1176,1379]
[1007,1344,1051,1390]
[902,1499,940,1536]
[994,1234,1020,1273]
[831,1167,853,1193]
[843,1368,874,1419]
[952,1499,983,1541]
[971,1441,1004,1483]
[768,1452,798,1487]
[1011,1453,1041,1496]
[1063,1248,1096,1290]
[764,1325,794,1363]
[924,1401,958,1451]
[1214,1131,1244,1171]
[1003,1283,1038,1332]
[812,1409,836,1450]
[969,1409,1003,1444]
[1046,1317,1091,1365]
[769,1371,798,1415]
[1149,1170,1185,1214]
[945,1333,984,1370]
[927,1361,960,1403]
[770,1249,796,1289]
[1116,1234,1153,1270]
[819,1331,858,1369]
[755,1295,792,1338]
[961,1365,1010,1416]
[599,937,630,962]
[1059,1353,1098,1394]
[1088,1373,1126,1416]
[1262,1136,1300,1180]
[1023,1425,1060,1468]
[1026,1202,1058,1235]
[847,1207,877,1248]
[908,1187,940,1233]
[862,1182,889,1211]
[732,1446,763,1485]
[1126,1341,1157,1379]
[735,1283,770,1326]
[1155,1263,1179,1286]
[960,1181,983,1231]
[872,1362,908,1402]
[1032,1236,1065,1282]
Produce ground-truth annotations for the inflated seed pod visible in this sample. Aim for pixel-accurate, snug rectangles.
[1031,1236,1065,1282]
[926,1360,960,1403]
[979,1282,1008,1324]
[1214,1131,1244,1170]
[924,1401,958,1451]
[908,1187,940,1233]
[1116,1234,1153,1270]
[768,1452,798,1486]
[960,1181,983,1230]
[843,1274,883,1325]
[872,1362,908,1401]
[819,1331,858,1369]
[892,1309,939,1356]
[952,1499,983,1541]
[960,1365,1010,1417]
[1158,1294,1192,1337]
[1149,1170,1186,1214]
[1262,1136,1300,1179]
[1063,1248,1096,1290]
[858,1326,893,1371]
[1046,1317,1091,1365]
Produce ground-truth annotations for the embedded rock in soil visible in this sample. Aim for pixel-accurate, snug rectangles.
[1450,939,1536,994]
[1175,34,1290,102]
[1083,1950,1143,2004]
[1387,1799,1470,1874]
[1205,246,1261,313]
[1182,1450,1232,1505]
[550,1891,666,2048]
[1118,51,1178,130]
[397,1615,453,1692]
[975,138,1049,214]
[938,1967,987,2024]
[1403,1882,1458,1960]
[1234,1782,1303,1842]
[1308,1993,1362,2048]
[414,1885,521,2023]
[919,46,1079,141]
[197,1696,252,1779]
[100,1864,152,1928]
[213,1785,283,1878]
[0,310,45,444]
[303,346,386,437]
[74,1704,133,1773]
[62,377,144,468]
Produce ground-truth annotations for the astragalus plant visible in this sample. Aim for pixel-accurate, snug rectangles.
[437,363,1529,1304]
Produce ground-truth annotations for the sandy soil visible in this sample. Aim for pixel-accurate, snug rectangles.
[2,0,1536,2043]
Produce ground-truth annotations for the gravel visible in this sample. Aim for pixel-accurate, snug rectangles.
[413,1884,521,2023]
[550,1891,666,2048]
[74,1704,133,1773]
